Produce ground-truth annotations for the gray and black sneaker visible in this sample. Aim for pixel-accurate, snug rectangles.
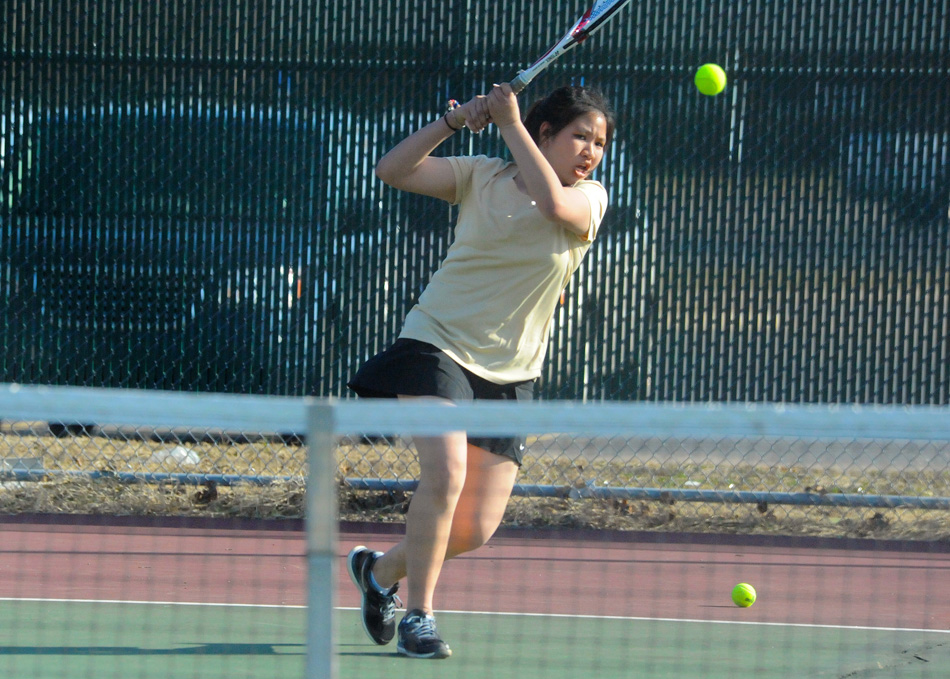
[347,545,401,645]
[397,609,452,659]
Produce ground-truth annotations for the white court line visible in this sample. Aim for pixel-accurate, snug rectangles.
[435,607,950,635]
[2,598,947,635]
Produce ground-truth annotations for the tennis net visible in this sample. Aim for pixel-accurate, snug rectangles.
[2,384,949,678]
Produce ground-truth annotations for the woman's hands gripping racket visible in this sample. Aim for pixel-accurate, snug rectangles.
[449,0,633,127]
[449,85,520,134]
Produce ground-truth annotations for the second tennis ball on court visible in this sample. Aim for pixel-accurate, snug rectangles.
[732,582,756,607]
[695,63,727,96]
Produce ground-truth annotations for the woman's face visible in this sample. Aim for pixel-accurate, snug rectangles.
[539,111,608,186]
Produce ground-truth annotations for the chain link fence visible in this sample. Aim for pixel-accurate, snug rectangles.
[2,2,949,536]
[2,401,949,539]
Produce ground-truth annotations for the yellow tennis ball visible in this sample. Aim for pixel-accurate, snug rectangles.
[732,582,756,607]
[695,63,727,96]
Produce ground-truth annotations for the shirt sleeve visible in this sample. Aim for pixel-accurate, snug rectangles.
[573,180,609,242]
[446,156,481,206]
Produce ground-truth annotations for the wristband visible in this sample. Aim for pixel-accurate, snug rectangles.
[443,113,462,132]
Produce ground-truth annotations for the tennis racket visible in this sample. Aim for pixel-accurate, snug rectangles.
[446,0,632,124]
[509,0,633,94]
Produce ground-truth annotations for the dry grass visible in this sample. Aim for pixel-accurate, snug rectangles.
[2,424,949,541]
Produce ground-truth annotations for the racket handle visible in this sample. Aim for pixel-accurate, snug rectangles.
[448,70,530,117]
[509,71,532,94]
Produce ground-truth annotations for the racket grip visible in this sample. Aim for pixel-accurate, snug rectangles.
[449,71,529,116]
[509,71,531,94]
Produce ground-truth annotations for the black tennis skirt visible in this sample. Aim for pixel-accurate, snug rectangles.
[348,338,535,464]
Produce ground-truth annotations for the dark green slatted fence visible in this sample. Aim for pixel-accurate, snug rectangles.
[1,0,948,402]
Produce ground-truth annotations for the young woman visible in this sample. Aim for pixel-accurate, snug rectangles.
[347,83,615,659]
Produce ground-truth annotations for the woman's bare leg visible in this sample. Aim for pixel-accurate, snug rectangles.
[445,444,518,559]
[372,442,518,608]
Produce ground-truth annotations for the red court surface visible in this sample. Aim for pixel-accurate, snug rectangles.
[0,516,948,631]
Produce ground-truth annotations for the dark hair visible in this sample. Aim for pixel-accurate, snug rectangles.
[523,86,616,146]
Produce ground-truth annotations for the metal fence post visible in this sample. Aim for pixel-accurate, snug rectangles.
[306,401,337,679]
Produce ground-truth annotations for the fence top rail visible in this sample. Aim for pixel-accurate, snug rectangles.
[3,383,950,441]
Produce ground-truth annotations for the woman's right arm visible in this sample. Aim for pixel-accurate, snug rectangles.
[376,95,491,202]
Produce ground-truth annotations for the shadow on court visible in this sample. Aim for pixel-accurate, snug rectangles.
[0,643,302,655]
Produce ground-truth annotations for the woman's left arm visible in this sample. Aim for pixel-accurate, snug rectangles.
[487,84,593,236]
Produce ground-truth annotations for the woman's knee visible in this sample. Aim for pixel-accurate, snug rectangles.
[417,459,467,503]
[446,530,486,557]
[447,513,501,556]
[412,433,469,500]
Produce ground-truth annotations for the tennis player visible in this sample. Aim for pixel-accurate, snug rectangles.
[347,83,615,659]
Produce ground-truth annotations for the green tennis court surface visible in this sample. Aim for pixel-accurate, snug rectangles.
[1,601,946,678]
